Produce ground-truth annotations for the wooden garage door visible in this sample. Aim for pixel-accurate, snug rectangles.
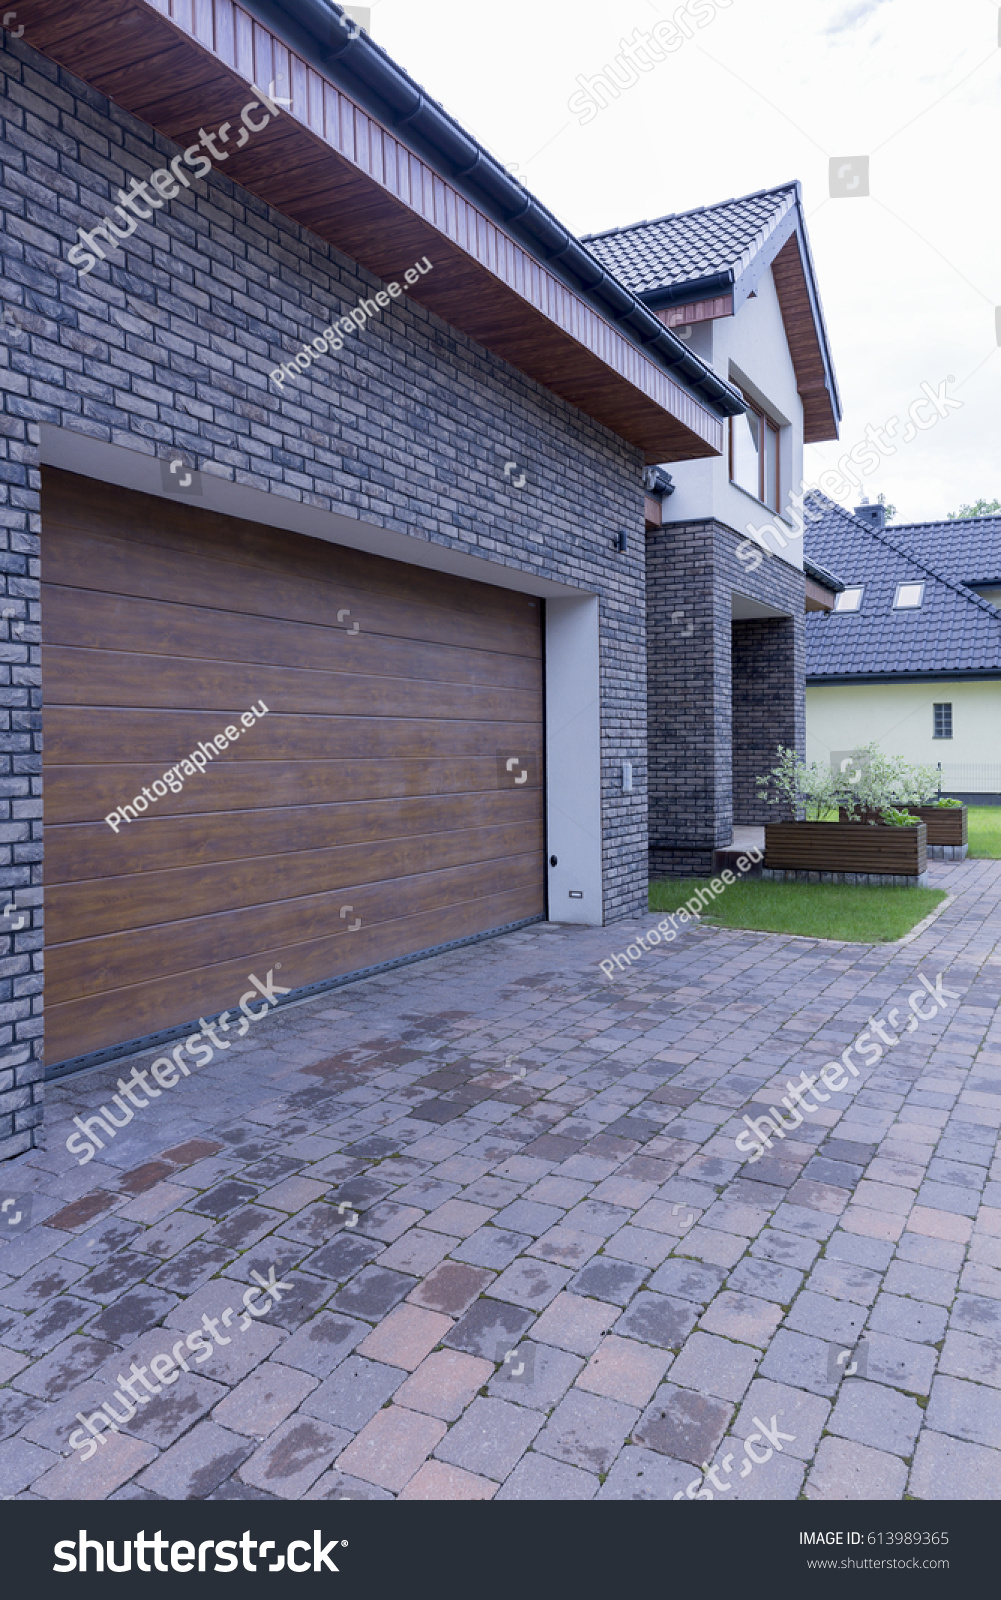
[41,469,544,1066]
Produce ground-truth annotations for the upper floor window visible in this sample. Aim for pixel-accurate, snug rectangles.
[729,391,780,511]
[834,586,864,612]
[894,582,925,609]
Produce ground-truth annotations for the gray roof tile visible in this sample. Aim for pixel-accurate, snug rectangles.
[803,495,1001,679]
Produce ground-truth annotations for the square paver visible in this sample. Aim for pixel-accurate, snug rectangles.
[139,1420,254,1499]
[535,1388,638,1474]
[211,1362,319,1438]
[732,1378,830,1461]
[443,1298,536,1360]
[408,1261,495,1317]
[827,1377,923,1457]
[356,1303,452,1370]
[239,1415,353,1498]
[433,1395,542,1480]
[487,1257,572,1310]
[423,1200,495,1236]
[575,1335,672,1407]
[495,1452,598,1500]
[300,1355,405,1432]
[530,1291,619,1356]
[668,1331,760,1401]
[331,1267,416,1322]
[394,1350,493,1421]
[699,1290,784,1348]
[909,1429,1001,1499]
[633,1382,731,1466]
[451,1227,531,1270]
[487,1340,585,1411]
[568,1258,648,1307]
[399,1460,498,1499]
[925,1374,1001,1449]
[804,1435,908,1500]
[336,1406,448,1492]
[596,1444,692,1500]
[613,1291,699,1351]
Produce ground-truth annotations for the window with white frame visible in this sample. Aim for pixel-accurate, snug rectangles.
[894,582,925,609]
[833,586,864,613]
[933,703,953,739]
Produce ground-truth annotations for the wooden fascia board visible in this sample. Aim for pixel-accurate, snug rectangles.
[19,0,723,461]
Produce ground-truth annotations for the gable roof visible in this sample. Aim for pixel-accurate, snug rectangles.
[582,183,841,444]
[582,184,800,298]
[878,515,1001,587]
[803,494,1001,681]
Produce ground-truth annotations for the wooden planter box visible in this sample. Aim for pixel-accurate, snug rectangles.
[838,805,966,846]
[765,821,927,876]
[913,805,967,846]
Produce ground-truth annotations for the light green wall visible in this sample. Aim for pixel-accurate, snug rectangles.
[806,679,1001,777]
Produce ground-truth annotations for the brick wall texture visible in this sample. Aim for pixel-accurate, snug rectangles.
[646,516,805,878]
[0,35,653,1157]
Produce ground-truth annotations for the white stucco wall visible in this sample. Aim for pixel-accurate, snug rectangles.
[665,267,806,572]
[806,678,1001,787]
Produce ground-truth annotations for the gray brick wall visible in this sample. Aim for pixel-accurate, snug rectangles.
[647,516,805,878]
[0,36,652,1156]
[732,615,804,822]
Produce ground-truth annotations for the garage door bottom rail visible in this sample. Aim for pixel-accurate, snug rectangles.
[45,914,546,1082]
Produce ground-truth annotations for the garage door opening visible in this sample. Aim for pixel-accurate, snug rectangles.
[42,469,545,1071]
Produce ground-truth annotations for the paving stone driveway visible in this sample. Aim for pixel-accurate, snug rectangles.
[2,858,1000,1502]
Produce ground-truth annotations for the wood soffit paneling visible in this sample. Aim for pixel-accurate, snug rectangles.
[770,235,839,445]
[21,0,724,463]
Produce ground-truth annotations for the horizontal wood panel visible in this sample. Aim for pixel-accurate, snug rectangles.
[49,820,543,940]
[42,585,542,691]
[46,789,540,868]
[44,644,541,723]
[48,882,541,1064]
[43,474,543,657]
[44,708,543,766]
[49,853,541,1000]
[914,807,967,845]
[764,823,927,874]
[42,472,544,1063]
[40,755,537,825]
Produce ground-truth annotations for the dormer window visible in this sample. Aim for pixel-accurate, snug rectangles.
[893,582,925,609]
[833,586,864,612]
[729,391,780,512]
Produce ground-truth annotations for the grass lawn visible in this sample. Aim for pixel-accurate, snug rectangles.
[649,876,947,943]
[967,806,1001,858]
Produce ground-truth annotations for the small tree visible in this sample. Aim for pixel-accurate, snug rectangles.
[755,747,838,821]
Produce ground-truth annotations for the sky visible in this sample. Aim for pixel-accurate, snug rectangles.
[354,0,999,523]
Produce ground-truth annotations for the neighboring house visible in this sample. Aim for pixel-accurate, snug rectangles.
[0,4,748,1157]
[804,498,1001,797]
[584,183,842,875]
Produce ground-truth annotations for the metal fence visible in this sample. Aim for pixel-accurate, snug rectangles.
[936,764,1001,794]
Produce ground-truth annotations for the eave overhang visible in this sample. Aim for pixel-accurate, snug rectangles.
[18,0,743,463]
